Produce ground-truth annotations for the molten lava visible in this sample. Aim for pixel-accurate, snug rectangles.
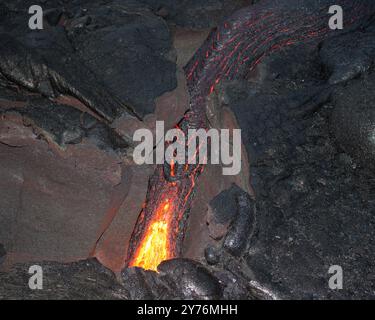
[128,198,174,271]
[127,118,204,272]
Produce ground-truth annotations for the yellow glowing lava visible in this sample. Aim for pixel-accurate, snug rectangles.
[129,198,174,271]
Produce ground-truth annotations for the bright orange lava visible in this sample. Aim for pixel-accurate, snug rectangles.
[129,198,174,271]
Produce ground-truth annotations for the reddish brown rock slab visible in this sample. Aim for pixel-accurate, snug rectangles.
[151,70,190,131]
[0,116,130,269]
[93,164,155,273]
[172,27,211,69]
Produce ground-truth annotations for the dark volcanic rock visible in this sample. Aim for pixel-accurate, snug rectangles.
[209,183,244,224]
[0,244,6,266]
[0,257,254,300]
[223,192,255,257]
[139,0,253,29]
[0,32,135,122]
[320,30,375,85]
[65,1,177,117]
[225,27,375,299]
[121,259,226,300]
[0,258,127,300]
[0,0,178,119]
[4,100,132,152]
[157,258,223,300]
[121,267,159,300]
[204,246,221,265]
[330,74,375,172]
[207,183,255,256]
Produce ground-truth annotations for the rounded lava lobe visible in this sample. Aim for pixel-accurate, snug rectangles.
[204,246,221,265]
[157,258,223,299]
[331,76,375,172]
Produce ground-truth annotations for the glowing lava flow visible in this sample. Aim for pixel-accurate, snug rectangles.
[127,0,374,272]
[127,115,204,271]
[129,198,174,271]
[127,160,202,271]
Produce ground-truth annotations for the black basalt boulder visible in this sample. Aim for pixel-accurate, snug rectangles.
[157,258,223,299]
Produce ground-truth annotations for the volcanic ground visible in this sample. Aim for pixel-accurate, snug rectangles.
[0,0,375,300]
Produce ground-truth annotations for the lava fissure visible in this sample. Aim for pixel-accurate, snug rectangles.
[126,0,375,272]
